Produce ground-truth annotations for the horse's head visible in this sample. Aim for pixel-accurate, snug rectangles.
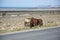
[24,18,31,23]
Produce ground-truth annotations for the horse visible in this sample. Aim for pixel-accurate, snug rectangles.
[30,17,43,28]
[24,17,43,28]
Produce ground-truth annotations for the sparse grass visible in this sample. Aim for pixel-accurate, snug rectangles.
[0,24,59,33]
[0,14,60,33]
[0,26,30,33]
[45,23,57,27]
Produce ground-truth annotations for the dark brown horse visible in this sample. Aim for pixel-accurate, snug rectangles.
[24,17,43,28]
[30,17,38,28]
[30,17,43,28]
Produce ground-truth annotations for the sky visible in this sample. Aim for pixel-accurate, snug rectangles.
[0,0,60,8]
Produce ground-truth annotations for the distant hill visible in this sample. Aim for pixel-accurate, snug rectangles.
[0,6,60,9]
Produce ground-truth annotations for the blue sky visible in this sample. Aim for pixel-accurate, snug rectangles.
[0,0,60,8]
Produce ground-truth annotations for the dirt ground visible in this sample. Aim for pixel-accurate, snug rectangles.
[0,13,60,33]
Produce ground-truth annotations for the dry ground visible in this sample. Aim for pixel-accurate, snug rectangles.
[0,14,60,33]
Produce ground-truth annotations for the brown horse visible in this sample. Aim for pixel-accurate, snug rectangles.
[30,17,43,28]
[24,17,43,28]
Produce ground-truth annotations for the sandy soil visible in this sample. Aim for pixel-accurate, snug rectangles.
[0,14,60,33]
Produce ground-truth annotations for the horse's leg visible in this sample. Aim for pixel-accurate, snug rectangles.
[30,22,34,29]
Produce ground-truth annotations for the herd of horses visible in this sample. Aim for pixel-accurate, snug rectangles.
[24,17,43,28]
